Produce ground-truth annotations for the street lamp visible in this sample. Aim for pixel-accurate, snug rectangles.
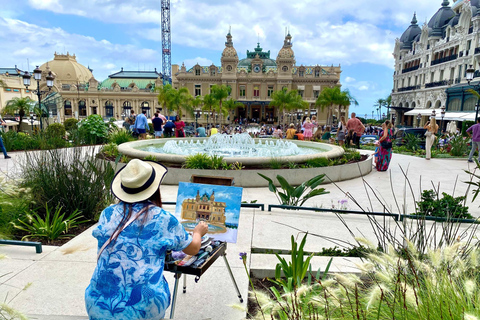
[466,65,480,122]
[23,66,55,130]
[417,113,422,127]
[440,106,446,133]
[29,113,37,133]
[365,113,367,119]
[195,109,201,130]
[391,109,396,126]
[382,113,386,120]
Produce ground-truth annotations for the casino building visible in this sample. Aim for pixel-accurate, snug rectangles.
[172,32,342,125]
[181,191,226,225]
[392,0,480,127]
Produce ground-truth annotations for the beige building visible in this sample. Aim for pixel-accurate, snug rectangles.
[172,33,343,125]
[181,190,226,225]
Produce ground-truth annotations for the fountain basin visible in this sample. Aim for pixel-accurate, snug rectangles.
[118,137,344,167]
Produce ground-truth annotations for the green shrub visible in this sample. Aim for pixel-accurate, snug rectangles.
[45,123,66,138]
[416,189,471,219]
[108,127,134,145]
[19,147,116,221]
[64,118,79,132]
[148,123,155,135]
[404,133,422,151]
[268,157,283,169]
[306,157,330,167]
[210,155,225,170]
[462,120,475,137]
[449,134,469,157]
[101,143,119,158]
[0,178,32,238]
[78,114,109,145]
[183,153,213,169]
[143,155,157,161]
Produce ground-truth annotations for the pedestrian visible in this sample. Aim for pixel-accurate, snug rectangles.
[337,116,347,146]
[196,123,206,137]
[272,125,283,139]
[424,117,438,160]
[209,126,218,136]
[322,126,332,141]
[0,118,11,159]
[163,120,176,138]
[467,117,480,163]
[376,120,394,171]
[128,110,136,131]
[286,123,296,139]
[152,113,164,139]
[303,117,315,141]
[85,159,208,320]
[174,115,185,138]
[346,112,365,148]
[133,110,149,140]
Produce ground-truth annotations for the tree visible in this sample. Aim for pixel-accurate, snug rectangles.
[3,97,34,132]
[375,98,386,120]
[211,85,231,126]
[316,86,358,125]
[202,94,218,127]
[224,98,244,123]
[270,88,304,125]
[166,87,192,119]
[155,84,173,116]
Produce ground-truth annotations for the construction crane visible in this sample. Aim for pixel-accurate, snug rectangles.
[161,0,171,85]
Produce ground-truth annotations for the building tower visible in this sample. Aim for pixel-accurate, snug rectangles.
[221,31,239,82]
[276,32,295,82]
[161,0,171,84]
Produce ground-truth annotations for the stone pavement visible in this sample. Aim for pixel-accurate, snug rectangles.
[1,150,480,319]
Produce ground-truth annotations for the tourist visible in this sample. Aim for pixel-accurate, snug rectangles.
[128,110,136,131]
[311,115,319,135]
[294,129,304,140]
[272,125,283,139]
[152,113,164,139]
[286,123,296,139]
[163,120,176,138]
[376,120,394,171]
[85,159,208,320]
[322,126,332,141]
[424,117,438,160]
[0,118,11,159]
[337,116,347,146]
[346,112,365,148]
[196,123,206,137]
[133,110,149,140]
[174,115,185,138]
[303,117,315,141]
[209,126,218,136]
[467,117,480,163]
[345,129,355,147]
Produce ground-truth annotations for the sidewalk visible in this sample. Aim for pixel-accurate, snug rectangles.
[1,151,480,319]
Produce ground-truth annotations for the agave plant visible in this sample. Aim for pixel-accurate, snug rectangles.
[258,173,329,207]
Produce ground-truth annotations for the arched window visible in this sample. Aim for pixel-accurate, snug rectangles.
[105,101,114,118]
[448,98,461,111]
[79,100,87,117]
[64,100,72,116]
[141,101,151,117]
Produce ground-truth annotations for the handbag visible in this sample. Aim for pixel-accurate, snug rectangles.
[380,141,392,149]
[425,131,432,137]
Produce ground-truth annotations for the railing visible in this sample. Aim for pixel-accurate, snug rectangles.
[425,80,452,88]
[402,65,420,73]
[398,85,421,92]
[431,54,458,66]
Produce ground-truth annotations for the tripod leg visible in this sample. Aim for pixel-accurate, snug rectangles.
[223,254,244,303]
[170,273,181,319]
[183,273,187,293]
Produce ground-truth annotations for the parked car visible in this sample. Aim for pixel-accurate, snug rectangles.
[395,128,427,148]
[360,135,379,145]
[184,125,195,136]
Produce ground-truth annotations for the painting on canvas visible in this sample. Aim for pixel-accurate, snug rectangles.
[175,182,243,243]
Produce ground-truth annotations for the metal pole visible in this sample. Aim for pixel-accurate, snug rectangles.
[476,102,480,122]
[37,80,43,130]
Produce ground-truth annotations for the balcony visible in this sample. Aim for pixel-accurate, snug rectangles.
[402,65,420,74]
[425,80,452,88]
[398,85,421,92]
[431,54,458,66]
[475,47,480,55]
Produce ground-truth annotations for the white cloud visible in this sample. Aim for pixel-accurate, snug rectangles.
[345,77,356,83]
[358,85,369,91]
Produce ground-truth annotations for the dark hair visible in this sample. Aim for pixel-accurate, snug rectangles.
[154,112,159,117]
[477,117,480,123]
[130,110,135,114]
[175,115,180,121]
[142,110,147,115]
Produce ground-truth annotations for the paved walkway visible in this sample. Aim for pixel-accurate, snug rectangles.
[1,150,480,319]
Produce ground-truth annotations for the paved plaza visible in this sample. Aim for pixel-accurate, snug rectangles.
[1,150,480,319]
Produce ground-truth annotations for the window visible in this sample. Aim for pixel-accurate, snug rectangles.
[105,101,114,118]
[142,101,150,117]
[64,100,72,116]
[468,40,472,50]
[431,72,435,82]
[464,97,477,111]
[415,76,418,86]
[426,55,429,63]
[227,85,232,96]
[313,90,319,98]
[448,98,461,111]
[210,84,214,93]
[195,84,201,96]
[408,77,411,86]
[298,90,304,98]
[123,101,131,113]
[440,70,444,81]
[239,85,246,97]
[210,68,216,76]
[315,69,320,77]
[267,86,274,97]
[253,85,260,98]
[79,101,87,117]
[195,68,201,76]
[299,70,304,77]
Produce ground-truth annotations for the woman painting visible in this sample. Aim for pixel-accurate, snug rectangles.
[337,116,347,146]
[376,120,394,171]
[174,115,185,137]
[85,159,208,319]
[424,117,438,160]
[303,117,315,141]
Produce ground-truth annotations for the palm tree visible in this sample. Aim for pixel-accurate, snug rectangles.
[166,87,192,119]
[155,84,173,117]
[270,88,301,125]
[316,87,358,125]
[3,97,34,132]
[202,94,218,127]
[211,85,231,125]
[375,98,386,120]
[224,98,244,124]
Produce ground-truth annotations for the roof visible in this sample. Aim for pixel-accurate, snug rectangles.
[108,69,162,79]
[428,1,455,37]
[400,13,421,49]
[238,43,277,67]
[0,67,21,76]
[100,78,156,89]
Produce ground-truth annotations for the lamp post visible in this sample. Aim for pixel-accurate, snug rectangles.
[382,113,386,120]
[417,113,422,127]
[365,113,367,120]
[29,113,36,133]
[22,66,55,130]
[195,109,201,130]
[466,65,480,122]
[391,109,396,126]
[440,106,446,133]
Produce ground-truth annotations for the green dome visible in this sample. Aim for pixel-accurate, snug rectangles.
[238,43,277,67]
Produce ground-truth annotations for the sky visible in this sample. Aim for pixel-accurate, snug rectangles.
[0,0,453,118]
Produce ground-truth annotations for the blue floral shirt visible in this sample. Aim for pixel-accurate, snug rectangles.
[85,202,192,320]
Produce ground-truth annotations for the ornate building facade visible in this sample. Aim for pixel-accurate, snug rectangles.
[172,33,343,125]
[181,191,226,224]
[392,0,480,126]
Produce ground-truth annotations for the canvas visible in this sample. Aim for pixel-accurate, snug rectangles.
[175,182,243,243]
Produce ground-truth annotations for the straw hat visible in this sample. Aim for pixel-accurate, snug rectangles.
[111,159,168,203]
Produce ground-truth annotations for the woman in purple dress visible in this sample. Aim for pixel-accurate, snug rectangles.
[376,120,394,171]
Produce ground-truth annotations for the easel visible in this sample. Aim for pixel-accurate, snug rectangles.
[166,175,243,320]
[165,242,243,319]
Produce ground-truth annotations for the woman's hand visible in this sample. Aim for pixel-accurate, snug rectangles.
[183,221,209,255]
[193,221,208,237]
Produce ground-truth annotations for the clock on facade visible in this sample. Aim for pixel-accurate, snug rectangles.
[226,65,232,71]
[282,66,288,72]
[253,64,261,73]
